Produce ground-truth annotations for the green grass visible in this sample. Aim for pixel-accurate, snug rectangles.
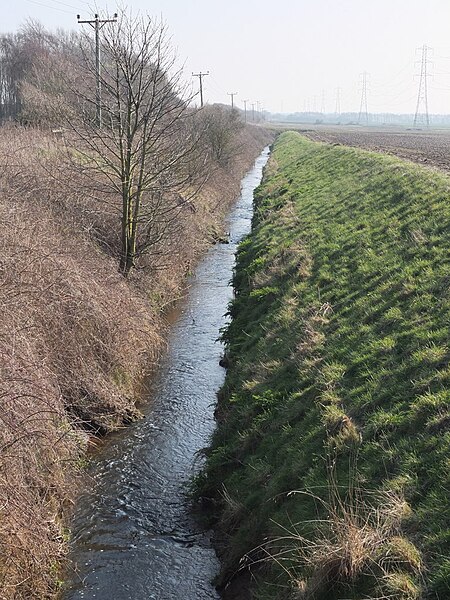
[198,132,450,599]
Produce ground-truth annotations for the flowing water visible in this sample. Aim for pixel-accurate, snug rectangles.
[63,147,270,600]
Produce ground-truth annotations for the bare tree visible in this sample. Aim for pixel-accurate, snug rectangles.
[67,13,208,276]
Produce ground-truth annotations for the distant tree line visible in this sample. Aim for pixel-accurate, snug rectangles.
[0,23,85,123]
[268,111,450,127]
[0,31,26,120]
[0,24,52,121]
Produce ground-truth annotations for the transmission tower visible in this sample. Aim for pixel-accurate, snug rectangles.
[414,45,432,128]
[321,89,326,114]
[335,87,341,117]
[228,92,238,108]
[358,72,369,126]
[243,99,248,122]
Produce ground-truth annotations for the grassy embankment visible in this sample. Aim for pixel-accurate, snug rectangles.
[199,131,449,599]
[0,122,272,599]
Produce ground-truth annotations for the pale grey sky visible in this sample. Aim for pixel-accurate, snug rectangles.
[4,0,450,114]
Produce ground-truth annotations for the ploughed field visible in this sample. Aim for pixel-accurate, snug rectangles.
[279,124,450,173]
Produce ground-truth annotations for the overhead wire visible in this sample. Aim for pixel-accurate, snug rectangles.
[25,0,74,14]
[207,73,231,104]
[44,0,85,10]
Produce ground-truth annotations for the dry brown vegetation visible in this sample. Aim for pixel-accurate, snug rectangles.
[244,476,422,600]
[256,474,422,600]
[0,120,272,598]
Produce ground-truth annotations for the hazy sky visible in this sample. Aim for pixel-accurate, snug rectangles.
[4,0,450,115]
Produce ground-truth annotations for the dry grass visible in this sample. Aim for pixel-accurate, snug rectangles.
[0,126,161,598]
[220,485,246,531]
[247,477,422,600]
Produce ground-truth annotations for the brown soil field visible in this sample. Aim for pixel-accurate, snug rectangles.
[270,123,450,172]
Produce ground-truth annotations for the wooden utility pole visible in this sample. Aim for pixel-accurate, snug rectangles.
[192,71,209,107]
[227,92,238,108]
[77,13,118,127]
[251,102,255,122]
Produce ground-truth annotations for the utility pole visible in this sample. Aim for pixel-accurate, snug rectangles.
[358,72,369,126]
[257,101,263,121]
[192,71,209,107]
[228,92,238,108]
[251,102,255,122]
[243,99,248,122]
[414,45,432,128]
[77,12,118,128]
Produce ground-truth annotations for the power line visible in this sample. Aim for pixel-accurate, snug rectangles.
[25,0,73,14]
[206,74,228,101]
[414,44,432,128]
[46,0,85,10]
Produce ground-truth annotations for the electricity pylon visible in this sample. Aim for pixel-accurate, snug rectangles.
[358,72,369,126]
[192,71,209,107]
[414,45,432,128]
[335,87,341,117]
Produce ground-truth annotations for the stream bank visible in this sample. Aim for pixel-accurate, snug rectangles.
[197,132,449,600]
[63,147,271,600]
[0,121,273,600]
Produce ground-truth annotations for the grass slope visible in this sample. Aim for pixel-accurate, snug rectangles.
[199,132,450,599]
